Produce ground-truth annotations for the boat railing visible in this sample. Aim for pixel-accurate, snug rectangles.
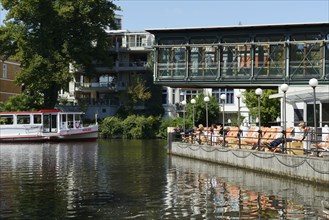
[60,120,83,130]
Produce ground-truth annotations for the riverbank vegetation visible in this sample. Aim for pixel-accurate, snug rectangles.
[100,115,161,139]
[99,89,280,140]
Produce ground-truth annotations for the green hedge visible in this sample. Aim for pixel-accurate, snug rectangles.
[100,115,192,139]
[100,115,161,139]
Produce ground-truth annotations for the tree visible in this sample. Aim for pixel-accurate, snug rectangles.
[243,89,280,126]
[0,0,120,108]
[0,93,43,111]
[127,77,152,106]
[116,76,152,117]
[185,93,220,127]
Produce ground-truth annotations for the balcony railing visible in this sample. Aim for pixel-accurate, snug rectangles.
[78,98,120,106]
[75,82,116,91]
[93,61,148,73]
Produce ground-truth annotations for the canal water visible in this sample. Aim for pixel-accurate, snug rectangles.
[0,139,328,219]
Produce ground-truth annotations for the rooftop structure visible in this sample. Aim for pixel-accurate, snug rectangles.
[146,22,329,88]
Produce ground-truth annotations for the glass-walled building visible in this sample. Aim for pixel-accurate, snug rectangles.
[147,22,329,127]
[147,22,329,88]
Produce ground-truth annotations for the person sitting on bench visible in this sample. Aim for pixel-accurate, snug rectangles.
[266,122,307,149]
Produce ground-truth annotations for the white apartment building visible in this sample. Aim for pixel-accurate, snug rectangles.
[162,87,250,126]
[59,16,155,119]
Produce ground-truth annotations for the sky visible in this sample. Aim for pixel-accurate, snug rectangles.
[115,0,329,30]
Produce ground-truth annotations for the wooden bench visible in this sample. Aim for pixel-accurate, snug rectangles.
[242,127,267,149]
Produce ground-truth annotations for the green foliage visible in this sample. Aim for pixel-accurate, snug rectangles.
[122,115,161,139]
[0,94,43,111]
[185,93,220,126]
[0,0,120,108]
[158,117,183,139]
[116,73,164,118]
[99,116,123,138]
[243,89,280,126]
[144,72,164,117]
[100,115,161,139]
[127,77,151,105]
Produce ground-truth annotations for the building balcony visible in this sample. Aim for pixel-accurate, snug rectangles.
[75,82,130,92]
[94,61,148,73]
[110,41,153,52]
[78,98,120,107]
[75,82,117,91]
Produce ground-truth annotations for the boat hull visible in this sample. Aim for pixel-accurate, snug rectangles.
[0,126,99,143]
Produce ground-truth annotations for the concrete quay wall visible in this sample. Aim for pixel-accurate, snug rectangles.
[170,142,329,185]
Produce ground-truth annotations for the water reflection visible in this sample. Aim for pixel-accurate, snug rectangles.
[168,156,329,219]
[0,142,99,219]
[0,140,328,219]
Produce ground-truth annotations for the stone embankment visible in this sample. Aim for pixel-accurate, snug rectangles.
[168,134,329,185]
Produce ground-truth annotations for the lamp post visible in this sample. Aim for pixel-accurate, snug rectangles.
[181,100,187,135]
[309,78,318,146]
[220,94,226,147]
[280,83,289,154]
[236,90,242,128]
[236,90,242,149]
[191,98,196,127]
[255,88,263,150]
[220,94,226,127]
[204,96,210,129]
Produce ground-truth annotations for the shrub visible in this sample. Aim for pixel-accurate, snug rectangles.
[100,115,161,139]
[158,117,193,139]
[99,116,123,138]
[123,115,161,139]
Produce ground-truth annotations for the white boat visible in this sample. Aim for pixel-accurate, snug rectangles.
[0,109,98,142]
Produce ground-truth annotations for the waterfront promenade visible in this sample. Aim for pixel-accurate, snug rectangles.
[167,131,329,185]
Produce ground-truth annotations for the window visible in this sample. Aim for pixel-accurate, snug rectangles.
[136,35,142,47]
[33,115,42,124]
[306,103,320,127]
[17,115,31,124]
[212,89,234,104]
[0,115,13,125]
[180,90,200,103]
[162,88,168,104]
[2,64,7,79]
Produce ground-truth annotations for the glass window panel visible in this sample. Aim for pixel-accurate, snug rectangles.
[290,43,321,78]
[0,115,13,125]
[221,45,251,78]
[254,44,285,78]
[212,89,234,104]
[322,103,329,125]
[158,47,186,78]
[190,47,203,76]
[33,115,42,124]
[204,47,217,77]
[173,47,186,77]
[17,115,30,124]
[306,104,320,127]
[158,48,171,77]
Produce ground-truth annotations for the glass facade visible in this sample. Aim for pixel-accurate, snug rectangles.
[151,24,329,85]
